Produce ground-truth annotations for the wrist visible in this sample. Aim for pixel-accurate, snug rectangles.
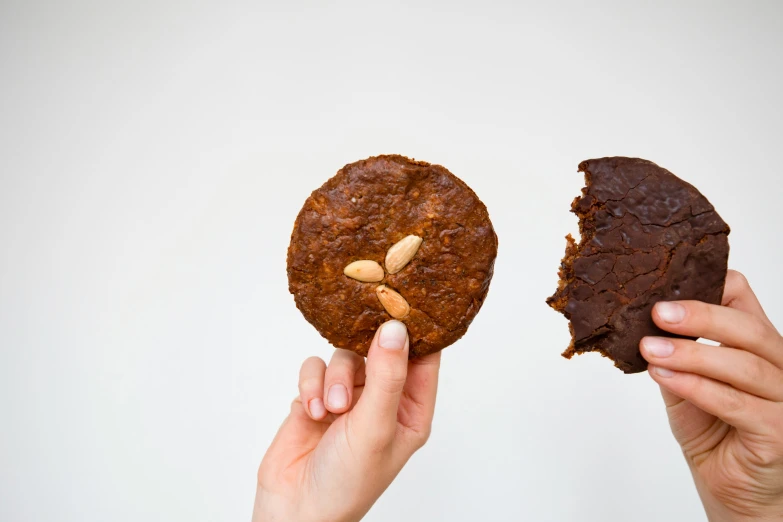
[252,487,300,522]
[705,510,783,522]
[701,495,783,522]
[253,486,366,522]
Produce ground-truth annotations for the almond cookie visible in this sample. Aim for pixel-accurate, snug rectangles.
[287,155,498,357]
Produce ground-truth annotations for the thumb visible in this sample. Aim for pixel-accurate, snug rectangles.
[352,320,409,447]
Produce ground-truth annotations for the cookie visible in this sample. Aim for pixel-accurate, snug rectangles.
[546,157,730,373]
[287,155,498,357]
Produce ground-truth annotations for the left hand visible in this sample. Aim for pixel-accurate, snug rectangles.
[641,270,783,521]
[253,320,441,522]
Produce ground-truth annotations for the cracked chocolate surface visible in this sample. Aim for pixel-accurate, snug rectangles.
[287,155,498,357]
[547,157,730,373]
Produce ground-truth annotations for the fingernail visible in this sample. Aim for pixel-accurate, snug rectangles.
[656,302,686,324]
[327,384,348,409]
[652,365,675,378]
[308,397,326,419]
[642,337,674,357]
[378,320,407,350]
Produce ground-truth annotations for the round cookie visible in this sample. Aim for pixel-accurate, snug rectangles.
[547,157,731,374]
[287,155,498,357]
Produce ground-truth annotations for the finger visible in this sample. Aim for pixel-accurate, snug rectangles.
[258,396,330,486]
[641,337,783,402]
[352,320,410,449]
[350,384,365,406]
[354,360,367,387]
[324,349,365,414]
[653,379,725,451]
[397,351,441,444]
[648,365,777,436]
[652,300,783,367]
[658,383,683,408]
[722,270,770,323]
[298,357,328,420]
[653,383,725,455]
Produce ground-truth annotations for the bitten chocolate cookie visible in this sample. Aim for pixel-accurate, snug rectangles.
[287,155,498,357]
[547,157,730,373]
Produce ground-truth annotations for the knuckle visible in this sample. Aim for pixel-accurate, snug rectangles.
[749,317,775,346]
[678,300,710,334]
[741,356,767,386]
[300,356,325,375]
[682,342,705,368]
[700,301,718,331]
[371,366,407,394]
[323,368,348,385]
[329,350,360,371]
[720,385,746,414]
[304,355,323,365]
[298,376,322,393]
[681,372,703,398]
[728,270,750,290]
[290,396,303,411]
[411,425,432,450]
[326,357,360,381]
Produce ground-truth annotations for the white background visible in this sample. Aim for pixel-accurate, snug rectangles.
[1,1,781,521]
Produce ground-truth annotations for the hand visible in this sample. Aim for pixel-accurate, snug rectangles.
[252,320,441,522]
[640,270,783,521]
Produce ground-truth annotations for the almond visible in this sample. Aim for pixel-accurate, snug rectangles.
[343,260,384,282]
[384,235,423,274]
[375,285,410,319]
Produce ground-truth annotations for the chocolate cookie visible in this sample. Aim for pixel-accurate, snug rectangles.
[547,157,730,373]
[287,155,498,357]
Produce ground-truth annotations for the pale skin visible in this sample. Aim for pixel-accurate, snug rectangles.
[254,270,782,521]
[641,270,783,521]
[253,320,441,522]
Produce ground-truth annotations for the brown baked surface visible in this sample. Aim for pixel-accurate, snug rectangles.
[287,155,498,357]
[547,157,730,373]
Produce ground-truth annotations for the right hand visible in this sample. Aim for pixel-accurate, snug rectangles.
[641,270,783,521]
[253,320,441,522]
